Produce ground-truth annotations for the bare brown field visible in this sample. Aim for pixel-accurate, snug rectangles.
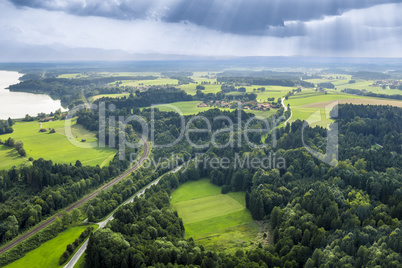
[301,98,402,108]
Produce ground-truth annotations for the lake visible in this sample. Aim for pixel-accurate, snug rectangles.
[0,70,64,120]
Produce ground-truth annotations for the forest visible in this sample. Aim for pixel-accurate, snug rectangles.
[82,104,401,267]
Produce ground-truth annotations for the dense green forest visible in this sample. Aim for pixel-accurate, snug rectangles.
[83,104,401,267]
[0,157,130,243]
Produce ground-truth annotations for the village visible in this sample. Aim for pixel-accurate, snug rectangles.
[198,100,279,111]
[371,80,402,89]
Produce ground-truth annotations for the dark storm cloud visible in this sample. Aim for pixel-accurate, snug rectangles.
[8,0,402,36]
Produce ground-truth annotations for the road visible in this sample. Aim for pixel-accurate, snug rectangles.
[0,136,150,256]
[64,165,184,268]
[282,97,293,126]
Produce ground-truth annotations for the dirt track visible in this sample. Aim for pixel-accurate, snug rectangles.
[0,136,150,255]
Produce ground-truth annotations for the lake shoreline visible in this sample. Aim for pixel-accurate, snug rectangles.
[0,70,65,120]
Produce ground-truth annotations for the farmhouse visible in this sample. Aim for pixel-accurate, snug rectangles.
[197,103,208,108]
[41,117,53,122]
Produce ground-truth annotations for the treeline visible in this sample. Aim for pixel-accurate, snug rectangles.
[0,156,129,243]
[83,86,126,99]
[217,75,316,89]
[317,82,335,89]
[342,88,402,101]
[221,84,247,93]
[59,226,94,265]
[216,70,306,80]
[0,137,26,157]
[161,71,193,77]
[0,119,13,135]
[351,71,391,80]
[299,80,315,88]
[95,87,193,109]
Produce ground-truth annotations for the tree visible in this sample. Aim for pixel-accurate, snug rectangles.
[87,205,95,222]
[7,117,13,126]
[18,148,26,157]
[61,211,72,229]
[5,137,15,147]
[71,208,81,223]
[54,216,62,231]
[5,215,19,237]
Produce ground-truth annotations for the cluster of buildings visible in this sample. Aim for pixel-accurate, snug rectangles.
[323,76,348,80]
[197,101,278,111]
[371,80,402,89]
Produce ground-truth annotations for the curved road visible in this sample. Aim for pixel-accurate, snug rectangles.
[282,97,293,126]
[64,165,184,268]
[0,136,150,255]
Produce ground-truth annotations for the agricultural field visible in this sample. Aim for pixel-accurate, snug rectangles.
[0,119,116,167]
[146,101,232,115]
[253,87,292,103]
[88,93,130,102]
[283,89,388,127]
[245,109,277,118]
[57,73,88,79]
[4,225,97,268]
[179,84,221,95]
[191,72,217,84]
[305,76,401,95]
[171,179,259,253]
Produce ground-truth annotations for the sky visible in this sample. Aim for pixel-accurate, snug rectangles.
[1,0,402,61]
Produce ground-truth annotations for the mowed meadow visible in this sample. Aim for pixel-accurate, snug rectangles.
[171,179,260,253]
[0,118,116,168]
[4,225,97,268]
[284,89,402,127]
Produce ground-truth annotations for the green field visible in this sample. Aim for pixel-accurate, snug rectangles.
[57,73,88,79]
[305,76,401,95]
[5,225,97,268]
[147,101,233,115]
[0,145,27,170]
[171,179,259,252]
[88,93,130,102]
[0,119,116,168]
[179,84,221,95]
[284,89,378,127]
